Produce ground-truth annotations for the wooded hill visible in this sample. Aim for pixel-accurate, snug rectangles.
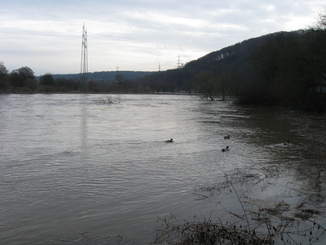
[53,71,155,82]
[139,29,326,112]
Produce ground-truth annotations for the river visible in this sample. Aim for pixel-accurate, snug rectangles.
[0,94,325,244]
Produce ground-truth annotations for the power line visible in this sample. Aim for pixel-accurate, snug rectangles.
[80,23,88,91]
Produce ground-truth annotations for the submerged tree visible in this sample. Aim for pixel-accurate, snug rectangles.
[195,70,216,101]
[216,69,231,101]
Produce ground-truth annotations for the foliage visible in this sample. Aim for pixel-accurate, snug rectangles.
[39,73,55,86]
[0,63,9,91]
[235,29,326,111]
[9,66,36,92]
[140,27,326,111]
[0,63,8,75]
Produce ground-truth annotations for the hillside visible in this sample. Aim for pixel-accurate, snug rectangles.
[140,31,298,91]
[53,70,155,81]
[139,29,326,111]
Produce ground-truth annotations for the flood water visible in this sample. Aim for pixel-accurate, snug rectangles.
[0,94,325,244]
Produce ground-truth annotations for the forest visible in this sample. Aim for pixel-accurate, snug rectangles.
[138,13,326,112]
[0,11,325,112]
[139,28,326,112]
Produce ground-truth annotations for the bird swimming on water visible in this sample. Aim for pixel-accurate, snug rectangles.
[222,146,229,152]
[224,135,230,139]
[284,140,290,145]
[166,138,173,143]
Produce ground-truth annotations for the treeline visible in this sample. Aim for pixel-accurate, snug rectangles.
[53,71,155,81]
[0,67,153,94]
[238,29,326,112]
[136,12,326,112]
[138,29,326,112]
[236,27,326,112]
[0,66,38,93]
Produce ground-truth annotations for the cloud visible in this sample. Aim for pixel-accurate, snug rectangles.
[0,0,325,75]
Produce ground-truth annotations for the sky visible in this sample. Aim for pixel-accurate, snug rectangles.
[1,0,325,76]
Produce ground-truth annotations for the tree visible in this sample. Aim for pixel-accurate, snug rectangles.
[245,32,304,106]
[39,73,56,87]
[16,66,35,80]
[0,63,9,90]
[0,63,8,75]
[10,66,36,90]
[195,70,216,101]
[315,7,326,30]
[218,73,230,101]
[302,30,326,111]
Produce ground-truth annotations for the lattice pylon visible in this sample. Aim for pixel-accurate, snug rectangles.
[80,23,88,91]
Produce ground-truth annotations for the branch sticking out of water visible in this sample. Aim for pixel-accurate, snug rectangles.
[154,165,326,245]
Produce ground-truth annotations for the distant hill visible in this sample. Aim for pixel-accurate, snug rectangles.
[138,29,325,111]
[141,30,315,90]
[53,71,156,81]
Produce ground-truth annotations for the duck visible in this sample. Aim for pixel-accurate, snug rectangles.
[165,138,173,143]
[224,135,230,139]
[222,146,229,152]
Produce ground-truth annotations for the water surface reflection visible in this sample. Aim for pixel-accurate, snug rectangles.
[0,94,325,244]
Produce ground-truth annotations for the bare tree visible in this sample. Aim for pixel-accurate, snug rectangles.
[196,70,216,101]
[218,72,231,101]
[316,7,326,30]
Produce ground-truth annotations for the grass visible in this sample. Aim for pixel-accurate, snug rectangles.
[154,215,273,244]
[153,165,326,245]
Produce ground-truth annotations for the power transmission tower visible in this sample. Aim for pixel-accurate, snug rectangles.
[80,23,88,91]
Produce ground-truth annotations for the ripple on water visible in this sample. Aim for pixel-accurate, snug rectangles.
[0,94,326,244]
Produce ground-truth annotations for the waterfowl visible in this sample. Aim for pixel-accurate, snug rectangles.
[284,140,290,145]
[222,146,229,152]
[224,135,230,139]
[166,138,173,143]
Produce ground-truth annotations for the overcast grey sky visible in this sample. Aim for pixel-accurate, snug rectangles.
[1,0,325,75]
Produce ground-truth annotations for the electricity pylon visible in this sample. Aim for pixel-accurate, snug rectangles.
[80,23,88,91]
